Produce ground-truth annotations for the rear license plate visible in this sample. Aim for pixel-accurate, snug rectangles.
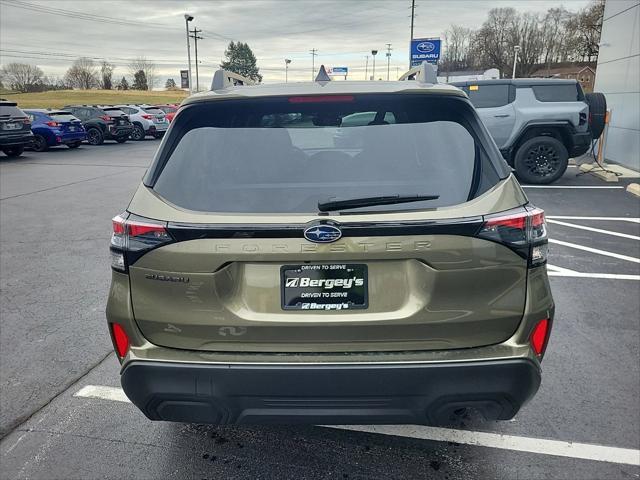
[281,264,368,311]
[2,122,20,130]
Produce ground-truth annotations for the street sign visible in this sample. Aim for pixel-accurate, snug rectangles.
[180,70,189,89]
[410,38,441,67]
[327,67,348,76]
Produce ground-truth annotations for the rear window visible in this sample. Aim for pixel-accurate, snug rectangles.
[465,85,511,108]
[532,84,582,102]
[143,108,164,115]
[150,95,503,214]
[48,112,78,122]
[102,108,127,116]
[0,105,26,118]
[157,106,177,113]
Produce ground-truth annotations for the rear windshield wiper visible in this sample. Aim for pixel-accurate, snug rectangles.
[317,194,440,212]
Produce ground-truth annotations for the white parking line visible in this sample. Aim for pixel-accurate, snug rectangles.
[547,219,640,241]
[74,385,130,403]
[75,385,640,466]
[549,239,640,264]
[548,271,640,280]
[327,425,640,467]
[547,216,640,223]
[546,264,578,273]
[522,185,625,189]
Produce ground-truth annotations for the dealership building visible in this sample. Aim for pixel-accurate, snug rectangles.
[594,0,640,171]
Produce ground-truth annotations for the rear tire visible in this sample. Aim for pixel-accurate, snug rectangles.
[513,136,568,185]
[585,92,607,139]
[87,127,104,145]
[153,132,164,139]
[131,124,145,141]
[2,145,24,157]
[33,134,49,152]
[67,141,81,149]
[115,136,128,144]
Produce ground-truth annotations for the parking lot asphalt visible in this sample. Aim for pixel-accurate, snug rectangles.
[1,144,639,479]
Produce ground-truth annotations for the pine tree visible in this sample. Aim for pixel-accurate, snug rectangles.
[132,70,148,90]
[220,42,262,82]
[117,76,129,90]
[165,78,177,90]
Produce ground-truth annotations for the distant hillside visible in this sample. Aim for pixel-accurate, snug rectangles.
[2,89,188,109]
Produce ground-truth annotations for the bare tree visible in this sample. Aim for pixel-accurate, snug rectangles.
[472,8,519,77]
[128,56,156,90]
[64,57,99,89]
[0,63,43,92]
[440,25,475,75]
[569,0,605,61]
[100,61,115,90]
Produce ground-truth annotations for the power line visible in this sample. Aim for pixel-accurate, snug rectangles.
[0,0,234,41]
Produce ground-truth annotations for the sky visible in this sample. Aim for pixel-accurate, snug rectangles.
[0,0,592,88]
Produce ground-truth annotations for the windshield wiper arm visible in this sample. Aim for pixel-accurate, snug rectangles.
[317,194,440,212]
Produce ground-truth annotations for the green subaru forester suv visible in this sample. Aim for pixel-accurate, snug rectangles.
[107,66,554,426]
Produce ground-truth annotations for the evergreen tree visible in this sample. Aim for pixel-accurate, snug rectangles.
[220,42,262,82]
[132,70,148,90]
[165,78,177,90]
[117,76,129,90]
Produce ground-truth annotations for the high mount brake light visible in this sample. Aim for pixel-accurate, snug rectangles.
[478,207,548,266]
[45,121,59,127]
[110,214,172,272]
[288,95,355,103]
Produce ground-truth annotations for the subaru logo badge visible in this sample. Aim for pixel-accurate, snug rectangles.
[304,224,342,243]
[416,42,435,53]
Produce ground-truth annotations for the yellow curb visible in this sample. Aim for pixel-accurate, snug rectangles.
[626,183,640,197]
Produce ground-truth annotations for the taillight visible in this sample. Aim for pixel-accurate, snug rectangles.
[141,114,153,119]
[110,213,172,272]
[478,207,548,266]
[45,121,59,127]
[100,115,111,122]
[530,318,550,357]
[110,323,130,359]
[20,117,31,126]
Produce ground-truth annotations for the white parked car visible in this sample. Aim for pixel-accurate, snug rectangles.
[116,105,168,140]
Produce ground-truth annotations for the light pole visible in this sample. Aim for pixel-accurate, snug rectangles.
[310,49,318,80]
[385,43,392,80]
[371,49,378,80]
[184,14,194,94]
[364,55,369,80]
[512,45,520,79]
[285,58,291,83]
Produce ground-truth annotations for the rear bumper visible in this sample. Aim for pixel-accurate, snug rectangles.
[121,358,541,425]
[0,132,33,147]
[106,125,133,139]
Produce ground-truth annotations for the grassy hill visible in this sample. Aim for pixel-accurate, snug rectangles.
[1,89,189,109]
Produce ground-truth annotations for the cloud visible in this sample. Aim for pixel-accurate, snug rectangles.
[0,0,591,87]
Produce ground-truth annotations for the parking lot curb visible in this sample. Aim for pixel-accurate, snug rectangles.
[626,183,640,197]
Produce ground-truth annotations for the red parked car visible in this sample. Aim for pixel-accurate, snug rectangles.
[153,104,178,122]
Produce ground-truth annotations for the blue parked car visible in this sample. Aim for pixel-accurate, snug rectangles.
[24,109,86,151]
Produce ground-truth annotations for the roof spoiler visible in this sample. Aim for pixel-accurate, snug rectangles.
[398,61,438,84]
[211,68,256,91]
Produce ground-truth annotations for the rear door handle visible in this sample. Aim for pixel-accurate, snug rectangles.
[493,114,510,118]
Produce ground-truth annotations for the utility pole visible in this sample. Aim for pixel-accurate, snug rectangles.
[364,55,369,80]
[189,28,203,92]
[409,0,416,67]
[385,43,392,80]
[184,14,194,94]
[310,49,318,80]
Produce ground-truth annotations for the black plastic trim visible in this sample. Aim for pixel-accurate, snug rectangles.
[120,358,541,425]
[167,217,485,242]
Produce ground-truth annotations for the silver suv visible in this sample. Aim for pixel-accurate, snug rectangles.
[116,105,168,140]
[450,79,606,184]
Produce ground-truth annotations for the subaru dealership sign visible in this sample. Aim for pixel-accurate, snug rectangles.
[410,38,441,67]
[327,67,348,76]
